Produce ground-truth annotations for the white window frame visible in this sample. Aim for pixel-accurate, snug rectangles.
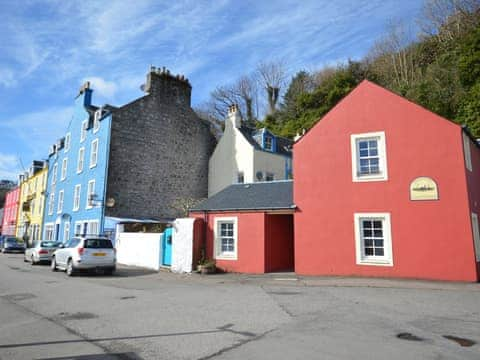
[90,139,98,168]
[80,120,88,142]
[86,180,95,209]
[77,147,85,173]
[471,213,480,262]
[264,136,273,151]
[463,132,473,172]
[61,158,68,180]
[73,184,81,211]
[64,133,71,152]
[93,110,101,133]
[57,190,64,214]
[48,193,55,215]
[52,163,58,185]
[351,131,388,182]
[214,217,238,260]
[354,212,393,266]
[44,223,54,241]
[88,220,100,236]
[63,222,70,243]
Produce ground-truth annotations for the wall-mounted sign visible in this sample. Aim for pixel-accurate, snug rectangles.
[410,177,439,201]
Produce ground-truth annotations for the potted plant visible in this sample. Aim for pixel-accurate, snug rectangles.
[197,259,216,274]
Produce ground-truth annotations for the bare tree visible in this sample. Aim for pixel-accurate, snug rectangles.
[368,20,420,89]
[256,60,287,115]
[419,0,480,44]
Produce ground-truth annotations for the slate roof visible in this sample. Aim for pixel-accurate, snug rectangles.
[238,126,292,156]
[190,180,294,212]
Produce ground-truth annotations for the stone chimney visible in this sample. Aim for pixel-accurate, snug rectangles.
[143,66,192,106]
[227,104,241,128]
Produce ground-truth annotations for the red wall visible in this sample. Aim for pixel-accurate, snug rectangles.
[191,211,266,273]
[265,214,294,272]
[294,80,479,282]
[1,187,19,236]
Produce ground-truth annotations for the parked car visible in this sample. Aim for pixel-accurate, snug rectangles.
[1,237,25,253]
[24,240,61,265]
[51,236,116,276]
[0,235,5,249]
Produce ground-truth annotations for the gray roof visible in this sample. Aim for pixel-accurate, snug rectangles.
[190,181,294,212]
[238,126,293,157]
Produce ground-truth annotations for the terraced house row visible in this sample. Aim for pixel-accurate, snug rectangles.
[2,71,479,282]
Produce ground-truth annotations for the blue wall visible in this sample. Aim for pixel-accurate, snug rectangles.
[42,89,111,242]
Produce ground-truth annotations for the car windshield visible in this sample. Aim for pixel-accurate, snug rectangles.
[84,239,113,249]
[40,241,60,248]
[6,238,19,243]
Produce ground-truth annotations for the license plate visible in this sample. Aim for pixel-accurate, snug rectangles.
[92,253,106,256]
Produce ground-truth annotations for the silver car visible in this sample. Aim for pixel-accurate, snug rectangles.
[24,241,60,264]
[51,236,116,276]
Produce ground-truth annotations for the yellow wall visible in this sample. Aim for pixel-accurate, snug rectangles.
[16,167,48,242]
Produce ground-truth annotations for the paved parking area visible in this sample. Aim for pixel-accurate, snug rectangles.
[0,253,479,360]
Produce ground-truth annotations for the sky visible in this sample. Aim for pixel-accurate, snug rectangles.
[0,0,424,181]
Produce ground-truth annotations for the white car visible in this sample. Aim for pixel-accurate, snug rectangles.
[51,236,116,276]
[24,240,61,264]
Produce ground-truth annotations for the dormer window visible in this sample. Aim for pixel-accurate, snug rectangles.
[264,136,273,151]
[93,109,102,133]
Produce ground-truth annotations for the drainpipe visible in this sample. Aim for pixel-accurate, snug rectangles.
[202,211,208,261]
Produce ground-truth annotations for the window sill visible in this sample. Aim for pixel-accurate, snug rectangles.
[357,259,393,267]
[215,254,237,261]
[353,175,388,182]
[89,164,97,169]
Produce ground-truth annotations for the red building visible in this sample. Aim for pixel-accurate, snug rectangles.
[294,80,480,282]
[190,181,294,274]
[1,187,20,236]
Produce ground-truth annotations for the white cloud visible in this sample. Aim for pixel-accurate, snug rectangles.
[0,153,21,181]
[83,76,118,100]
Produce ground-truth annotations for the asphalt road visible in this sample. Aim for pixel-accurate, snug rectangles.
[0,253,479,360]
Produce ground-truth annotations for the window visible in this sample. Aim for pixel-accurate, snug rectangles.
[237,172,244,184]
[77,147,85,173]
[471,213,480,262]
[354,213,393,266]
[74,222,82,236]
[73,184,81,211]
[266,172,274,181]
[63,222,70,242]
[65,133,71,152]
[57,190,64,213]
[90,139,98,168]
[80,120,88,142]
[44,224,54,241]
[86,180,95,209]
[351,132,388,182]
[88,221,99,236]
[61,158,68,180]
[463,133,472,172]
[52,163,58,184]
[48,193,55,215]
[264,136,273,151]
[214,217,238,260]
[93,110,101,133]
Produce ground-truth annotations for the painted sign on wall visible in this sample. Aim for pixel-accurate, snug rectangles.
[410,177,439,201]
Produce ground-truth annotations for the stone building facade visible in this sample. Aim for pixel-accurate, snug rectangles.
[106,67,215,219]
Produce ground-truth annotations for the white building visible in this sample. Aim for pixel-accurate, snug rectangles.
[208,105,293,196]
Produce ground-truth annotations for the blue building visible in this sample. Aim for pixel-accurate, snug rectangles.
[43,83,112,241]
[42,68,213,243]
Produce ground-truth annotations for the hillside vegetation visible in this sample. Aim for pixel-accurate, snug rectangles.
[264,0,480,138]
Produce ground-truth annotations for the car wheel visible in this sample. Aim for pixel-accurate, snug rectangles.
[66,259,75,277]
[51,257,57,271]
[23,254,28,262]
[105,267,116,276]
[31,255,36,265]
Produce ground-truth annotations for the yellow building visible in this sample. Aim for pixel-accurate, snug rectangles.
[16,161,48,244]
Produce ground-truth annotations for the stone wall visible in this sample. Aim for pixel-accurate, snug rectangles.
[106,69,215,219]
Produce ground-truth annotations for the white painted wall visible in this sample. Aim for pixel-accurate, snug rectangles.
[253,149,288,182]
[116,232,162,271]
[208,120,254,196]
[171,218,195,273]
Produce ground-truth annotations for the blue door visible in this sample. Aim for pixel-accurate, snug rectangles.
[162,227,173,266]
